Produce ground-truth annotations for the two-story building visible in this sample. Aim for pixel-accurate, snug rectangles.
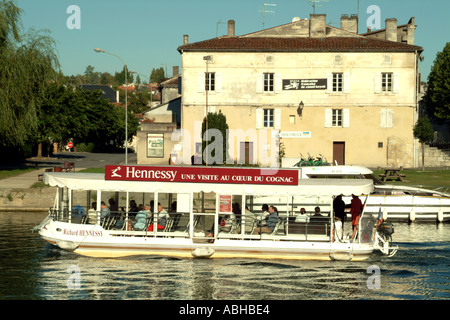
[172,14,423,168]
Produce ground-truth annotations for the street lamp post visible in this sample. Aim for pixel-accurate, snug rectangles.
[94,48,129,164]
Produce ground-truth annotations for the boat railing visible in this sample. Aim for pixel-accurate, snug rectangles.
[215,214,331,241]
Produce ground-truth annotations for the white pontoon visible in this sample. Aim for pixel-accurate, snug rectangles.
[34,165,397,261]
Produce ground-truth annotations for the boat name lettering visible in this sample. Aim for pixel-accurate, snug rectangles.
[63,229,103,237]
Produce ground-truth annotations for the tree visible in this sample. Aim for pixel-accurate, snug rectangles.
[201,111,229,165]
[38,83,139,153]
[150,67,165,83]
[425,42,450,120]
[114,66,134,86]
[413,117,435,171]
[0,0,59,162]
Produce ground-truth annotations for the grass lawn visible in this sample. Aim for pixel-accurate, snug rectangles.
[373,169,450,189]
[0,167,37,180]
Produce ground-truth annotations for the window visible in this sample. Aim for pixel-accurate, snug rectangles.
[332,109,343,127]
[325,109,349,128]
[333,73,343,92]
[264,73,274,92]
[205,72,215,91]
[263,109,274,128]
[381,73,393,92]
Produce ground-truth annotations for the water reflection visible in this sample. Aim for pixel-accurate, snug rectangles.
[0,212,449,300]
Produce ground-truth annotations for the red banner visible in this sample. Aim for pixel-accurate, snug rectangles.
[105,165,298,186]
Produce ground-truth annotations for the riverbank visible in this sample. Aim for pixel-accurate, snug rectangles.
[0,152,136,212]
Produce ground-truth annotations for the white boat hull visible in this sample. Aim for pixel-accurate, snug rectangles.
[39,219,373,261]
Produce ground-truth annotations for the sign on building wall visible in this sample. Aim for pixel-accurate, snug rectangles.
[279,131,312,138]
[147,133,164,158]
[283,79,327,90]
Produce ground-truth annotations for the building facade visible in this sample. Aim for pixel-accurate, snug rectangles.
[174,14,423,168]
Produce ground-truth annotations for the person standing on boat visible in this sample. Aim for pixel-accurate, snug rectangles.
[349,194,363,240]
[253,205,278,235]
[333,195,346,231]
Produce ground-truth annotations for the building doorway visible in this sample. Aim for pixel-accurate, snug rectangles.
[240,142,253,164]
[333,142,345,165]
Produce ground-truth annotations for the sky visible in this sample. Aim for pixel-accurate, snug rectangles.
[15,0,450,80]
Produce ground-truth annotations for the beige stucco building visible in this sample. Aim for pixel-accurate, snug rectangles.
[144,14,424,168]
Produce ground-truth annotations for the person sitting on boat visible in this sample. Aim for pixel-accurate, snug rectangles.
[133,204,150,231]
[148,203,169,231]
[253,205,278,235]
[100,201,111,223]
[86,201,97,224]
[255,204,270,226]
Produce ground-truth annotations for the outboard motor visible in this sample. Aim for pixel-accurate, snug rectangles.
[375,222,398,257]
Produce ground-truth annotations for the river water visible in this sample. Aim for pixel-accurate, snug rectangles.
[0,212,449,302]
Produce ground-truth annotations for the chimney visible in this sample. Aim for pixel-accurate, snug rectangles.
[228,20,235,37]
[385,18,397,42]
[183,34,189,45]
[340,14,358,34]
[173,66,179,77]
[309,14,326,38]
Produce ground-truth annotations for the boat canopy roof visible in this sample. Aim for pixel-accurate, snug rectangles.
[44,172,373,196]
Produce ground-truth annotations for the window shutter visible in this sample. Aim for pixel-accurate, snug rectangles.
[256,109,263,129]
[387,109,394,127]
[275,73,282,93]
[256,73,263,93]
[326,73,332,93]
[393,72,400,94]
[380,109,387,127]
[343,72,350,93]
[325,109,332,127]
[374,73,381,93]
[198,72,205,93]
[216,72,222,92]
[274,109,281,129]
[343,109,350,128]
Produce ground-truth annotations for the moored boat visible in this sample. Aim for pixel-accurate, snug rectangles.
[34,165,397,260]
[290,165,450,222]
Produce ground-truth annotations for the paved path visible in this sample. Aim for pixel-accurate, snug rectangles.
[0,152,137,189]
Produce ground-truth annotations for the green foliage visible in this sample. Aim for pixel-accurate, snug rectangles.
[413,116,435,170]
[114,66,134,86]
[425,42,450,120]
[413,117,434,143]
[38,83,139,152]
[150,67,165,83]
[201,111,229,165]
[0,0,59,152]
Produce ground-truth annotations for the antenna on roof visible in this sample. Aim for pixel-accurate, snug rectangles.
[216,20,226,37]
[308,0,329,14]
[259,3,276,29]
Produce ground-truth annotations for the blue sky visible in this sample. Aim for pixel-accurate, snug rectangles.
[16,0,450,80]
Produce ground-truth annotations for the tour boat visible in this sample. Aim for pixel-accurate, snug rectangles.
[34,165,397,261]
[290,165,450,223]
